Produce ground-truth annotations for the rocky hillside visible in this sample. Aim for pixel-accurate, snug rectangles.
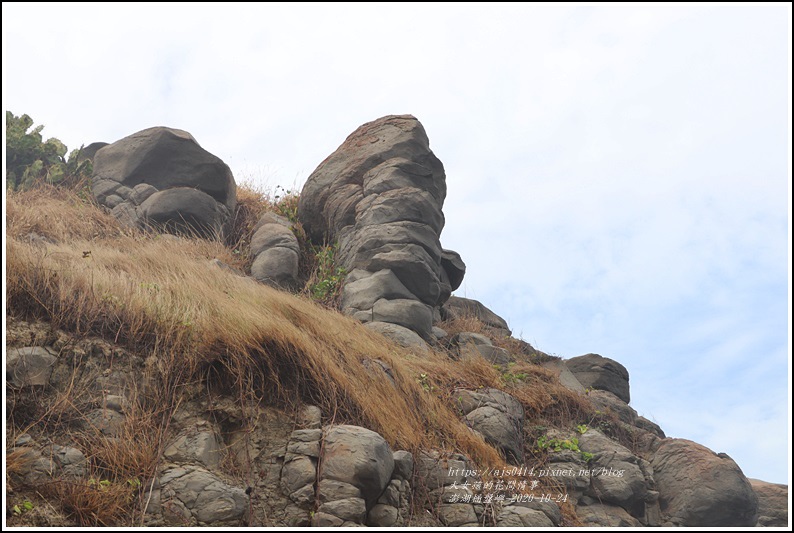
[4,115,788,527]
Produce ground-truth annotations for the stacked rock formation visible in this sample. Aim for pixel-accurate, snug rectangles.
[91,127,236,238]
[298,115,463,341]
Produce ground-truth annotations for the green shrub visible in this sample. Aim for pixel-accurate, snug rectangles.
[6,111,92,191]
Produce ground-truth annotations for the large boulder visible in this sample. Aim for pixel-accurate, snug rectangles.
[319,425,394,508]
[454,388,524,464]
[440,296,512,337]
[158,465,248,526]
[565,353,630,404]
[298,115,456,340]
[249,212,300,289]
[6,346,57,388]
[651,438,758,526]
[577,429,652,519]
[749,478,788,527]
[91,127,236,238]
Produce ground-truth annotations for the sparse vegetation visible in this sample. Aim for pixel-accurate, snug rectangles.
[304,241,346,306]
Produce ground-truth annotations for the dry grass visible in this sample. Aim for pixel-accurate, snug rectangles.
[6,184,605,527]
[43,476,137,526]
[6,185,504,467]
[76,407,164,483]
[437,315,557,362]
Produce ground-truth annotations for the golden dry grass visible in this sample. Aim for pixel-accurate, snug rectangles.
[6,183,602,500]
[43,476,137,526]
[6,185,505,467]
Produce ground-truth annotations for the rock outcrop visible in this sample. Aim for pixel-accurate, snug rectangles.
[249,212,300,289]
[749,478,788,527]
[651,438,759,526]
[441,296,512,337]
[91,127,236,238]
[454,388,525,464]
[565,353,630,404]
[298,115,460,341]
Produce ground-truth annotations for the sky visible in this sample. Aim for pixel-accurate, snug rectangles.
[3,3,791,485]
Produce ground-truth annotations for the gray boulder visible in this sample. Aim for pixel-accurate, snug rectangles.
[363,321,428,353]
[541,359,587,393]
[448,331,512,364]
[454,388,525,464]
[341,269,416,313]
[92,127,235,238]
[298,115,454,338]
[415,450,475,491]
[440,249,466,292]
[163,427,222,468]
[6,346,57,388]
[249,212,300,289]
[46,444,87,477]
[76,141,109,163]
[318,479,362,503]
[587,389,637,424]
[651,438,758,526]
[83,408,125,437]
[392,450,414,480]
[634,416,666,438]
[441,296,512,337]
[565,353,630,404]
[496,505,555,527]
[578,429,650,518]
[577,502,643,526]
[319,425,394,508]
[317,497,367,523]
[6,447,56,484]
[159,465,248,526]
[749,478,788,527]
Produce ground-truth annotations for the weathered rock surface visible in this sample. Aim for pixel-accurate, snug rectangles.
[249,212,300,289]
[454,388,525,464]
[83,408,125,437]
[46,444,88,478]
[578,429,651,519]
[651,438,758,526]
[541,359,587,393]
[298,115,455,339]
[441,296,512,337]
[565,353,630,404]
[363,321,428,352]
[7,446,56,485]
[496,505,555,527]
[6,346,57,388]
[587,389,637,424]
[749,478,788,527]
[91,127,236,237]
[159,465,248,526]
[577,502,643,526]
[76,141,109,163]
[163,427,222,468]
[319,425,394,507]
[415,450,480,526]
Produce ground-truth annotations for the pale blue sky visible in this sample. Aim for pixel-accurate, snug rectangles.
[3,3,791,484]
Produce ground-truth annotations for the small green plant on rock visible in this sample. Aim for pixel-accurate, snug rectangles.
[536,434,594,463]
[306,242,346,305]
[498,362,528,385]
[417,373,435,393]
[12,500,34,516]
